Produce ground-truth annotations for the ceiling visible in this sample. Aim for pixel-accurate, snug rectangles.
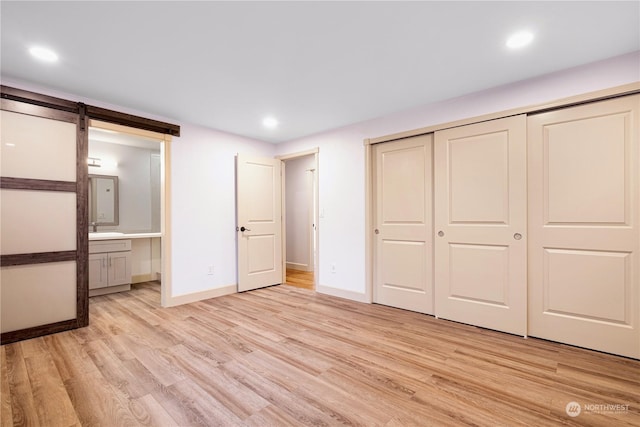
[1,1,638,143]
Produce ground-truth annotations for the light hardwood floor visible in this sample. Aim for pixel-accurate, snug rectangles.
[285,269,314,290]
[2,282,639,426]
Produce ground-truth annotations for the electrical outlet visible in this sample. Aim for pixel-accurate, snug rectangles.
[331,263,336,273]
[207,265,214,275]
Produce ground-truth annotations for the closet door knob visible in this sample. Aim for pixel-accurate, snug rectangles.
[514,233,522,240]
[374,229,380,235]
[240,226,251,232]
[438,231,444,237]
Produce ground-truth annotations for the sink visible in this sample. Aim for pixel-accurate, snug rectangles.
[89,232,124,238]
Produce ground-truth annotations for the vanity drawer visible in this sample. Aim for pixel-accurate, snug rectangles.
[89,239,131,254]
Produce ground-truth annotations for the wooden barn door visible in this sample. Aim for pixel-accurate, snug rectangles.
[1,88,87,343]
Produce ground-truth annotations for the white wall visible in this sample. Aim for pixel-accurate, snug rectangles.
[285,155,315,271]
[275,51,640,299]
[170,123,275,296]
[150,153,161,232]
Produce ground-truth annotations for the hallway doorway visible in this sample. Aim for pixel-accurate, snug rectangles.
[279,149,318,291]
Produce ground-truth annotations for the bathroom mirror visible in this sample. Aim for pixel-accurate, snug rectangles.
[89,174,119,226]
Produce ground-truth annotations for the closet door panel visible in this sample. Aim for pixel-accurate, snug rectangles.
[543,249,630,324]
[528,95,639,358]
[545,113,627,224]
[448,243,510,306]
[448,133,510,224]
[434,115,527,335]
[373,134,433,314]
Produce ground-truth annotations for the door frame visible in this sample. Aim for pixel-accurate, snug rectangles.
[87,120,173,307]
[277,148,319,289]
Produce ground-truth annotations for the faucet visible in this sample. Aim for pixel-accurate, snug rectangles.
[91,222,98,232]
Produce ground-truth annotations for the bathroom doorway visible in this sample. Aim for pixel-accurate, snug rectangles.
[88,121,171,307]
[280,149,318,291]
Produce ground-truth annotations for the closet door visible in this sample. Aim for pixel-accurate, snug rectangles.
[528,95,639,359]
[434,115,527,335]
[373,134,433,314]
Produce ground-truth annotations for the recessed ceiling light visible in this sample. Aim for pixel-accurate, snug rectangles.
[29,46,58,62]
[506,31,534,49]
[263,117,278,129]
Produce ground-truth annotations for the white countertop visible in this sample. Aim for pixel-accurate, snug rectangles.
[89,232,161,241]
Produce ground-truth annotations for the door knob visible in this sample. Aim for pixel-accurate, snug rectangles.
[374,229,379,235]
[514,233,522,240]
[240,226,251,232]
[438,231,444,237]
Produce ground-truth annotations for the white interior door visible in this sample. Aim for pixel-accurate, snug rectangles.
[236,154,283,292]
[528,95,640,358]
[434,115,527,335]
[373,134,433,314]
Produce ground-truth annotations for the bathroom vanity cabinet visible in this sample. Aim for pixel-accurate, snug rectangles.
[89,239,132,296]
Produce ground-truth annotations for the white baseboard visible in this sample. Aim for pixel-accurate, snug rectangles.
[164,283,368,307]
[316,284,370,303]
[132,273,155,284]
[89,283,131,297]
[286,262,308,271]
[165,284,236,307]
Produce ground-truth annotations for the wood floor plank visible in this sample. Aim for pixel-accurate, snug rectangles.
[18,338,48,358]
[63,369,140,427]
[24,353,80,426]
[167,379,243,426]
[85,339,155,399]
[285,269,314,290]
[2,281,639,426]
[164,343,270,420]
[243,403,303,427]
[310,367,411,424]
[42,332,100,382]
[4,344,41,427]
[1,347,14,427]
[169,319,239,364]
[114,334,185,388]
[221,358,345,426]
[293,371,395,426]
[133,393,180,427]
[232,326,327,377]
[149,380,212,427]
[109,291,164,327]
